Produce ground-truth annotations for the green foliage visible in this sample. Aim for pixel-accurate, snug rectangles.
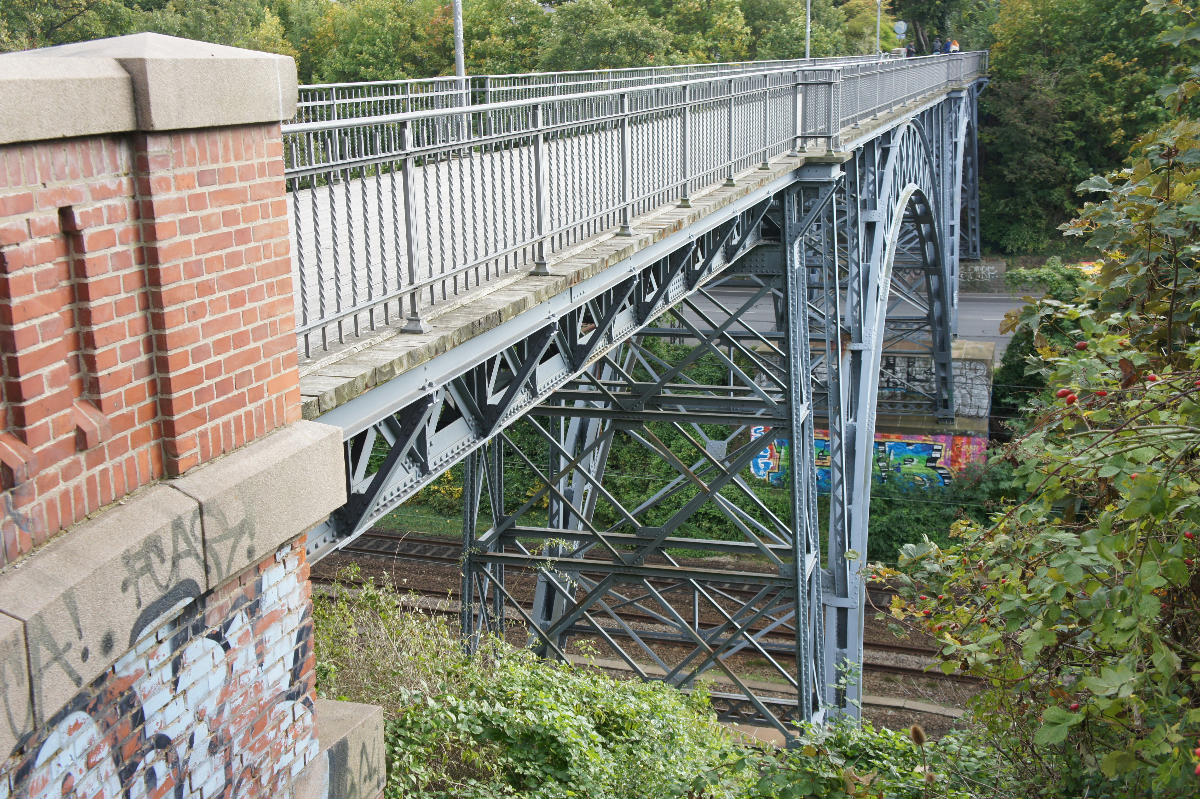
[980,0,1178,253]
[868,460,1016,564]
[694,718,1007,798]
[538,0,676,71]
[315,566,1004,798]
[990,257,1091,431]
[889,7,1200,794]
[315,565,734,798]
[2,0,930,80]
[464,0,546,74]
[309,0,455,81]
[754,0,848,60]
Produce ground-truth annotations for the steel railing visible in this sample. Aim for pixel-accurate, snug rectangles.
[284,52,987,358]
[292,54,905,124]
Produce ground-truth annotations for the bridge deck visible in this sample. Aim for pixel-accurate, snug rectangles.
[296,84,965,423]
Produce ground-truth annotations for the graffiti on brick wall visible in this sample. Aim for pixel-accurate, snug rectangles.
[750,427,988,491]
[1,541,317,799]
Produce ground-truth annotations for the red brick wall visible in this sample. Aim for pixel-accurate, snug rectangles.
[0,125,301,565]
[0,537,317,799]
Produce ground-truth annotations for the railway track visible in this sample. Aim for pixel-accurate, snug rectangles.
[316,531,976,687]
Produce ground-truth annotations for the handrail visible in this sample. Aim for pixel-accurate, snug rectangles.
[284,52,987,358]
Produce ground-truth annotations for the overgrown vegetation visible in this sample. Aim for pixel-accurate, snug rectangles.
[887,4,1200,794]
[314,565,1007,798]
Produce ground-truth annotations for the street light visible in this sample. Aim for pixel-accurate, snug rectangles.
[875,0,881,55]
[805,0,811,59]
[452,0,466,105]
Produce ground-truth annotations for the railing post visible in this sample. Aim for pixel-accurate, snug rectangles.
[828,70,843,151]
[483,76,493,138]
[725,78,736,186]
[789,69,802,155]
[399,120,427,333]
[532,103,552,273]
[759,72,771,169]
[618,92,633,235]
[679,83,691,207]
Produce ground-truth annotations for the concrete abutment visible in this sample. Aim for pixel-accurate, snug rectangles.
[0,34,382,798]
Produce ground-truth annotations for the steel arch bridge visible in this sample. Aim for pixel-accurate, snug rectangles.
[285,55,987,735]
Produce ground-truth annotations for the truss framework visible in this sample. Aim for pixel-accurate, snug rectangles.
[315,89,981,734]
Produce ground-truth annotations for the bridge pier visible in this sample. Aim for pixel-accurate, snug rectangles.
[0,35,379,799]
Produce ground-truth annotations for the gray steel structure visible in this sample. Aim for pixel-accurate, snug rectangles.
[285,53,987,734]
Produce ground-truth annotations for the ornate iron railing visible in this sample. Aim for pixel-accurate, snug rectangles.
[283,52,987,357]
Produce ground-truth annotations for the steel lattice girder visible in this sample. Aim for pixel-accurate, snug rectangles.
[308,171,800,559]
[315,87,982,732]
[458,93,978,735]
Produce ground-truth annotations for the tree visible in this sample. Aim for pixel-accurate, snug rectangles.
[309,0,454,81]
[538,0,676,71]
[753,0,849,60]
[0,0,138,50]
[464,0,547,74]
[980,0,1176,252]
[885,4,1200,794]
[611,0,751,63]
[270,0,332,82]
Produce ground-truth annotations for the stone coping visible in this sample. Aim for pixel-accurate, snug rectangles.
[0,420,343,756]
[0,33,297,145]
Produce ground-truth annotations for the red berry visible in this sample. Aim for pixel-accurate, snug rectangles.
[1195,762,1200,776]
[1066,394,1078,404]
[1131,473,1139,480]
[1186,532,1195,540]
[1075,341,1088,351]
[1185,558,1194,567]
[922,609,931,616]
[1148,374,1159,381]
[1194,380,1200,388]
[1096,390,1108,397]
[1056,388,1071,398]
[938,595,945,600]
[1069,703,1080,711]
[980,616,988,623]
[919,595,928,600]
[1000,578,1007,583]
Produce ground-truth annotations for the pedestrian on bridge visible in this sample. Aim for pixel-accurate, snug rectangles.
[932,37,943,54]
[950,39,960,52]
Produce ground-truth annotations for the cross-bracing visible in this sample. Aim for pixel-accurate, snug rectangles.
[284,53,988,735]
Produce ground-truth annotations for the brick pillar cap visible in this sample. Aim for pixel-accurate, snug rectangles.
[0,33,297,145]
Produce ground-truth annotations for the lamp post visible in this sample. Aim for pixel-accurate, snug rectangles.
[453,0,466,104]
[805,0,811,59]
[875,0,882,55]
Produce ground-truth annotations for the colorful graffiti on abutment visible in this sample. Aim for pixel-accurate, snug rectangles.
[749,427,987,491]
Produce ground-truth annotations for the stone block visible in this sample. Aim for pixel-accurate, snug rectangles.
[170,421,344,586]
[0,485,205,726]
[0,56,134,145]
[9,33,296,135]
[0,613,33,758]
[292,699,385,799]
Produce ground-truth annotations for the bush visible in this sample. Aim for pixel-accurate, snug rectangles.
[313,567,1007,798]
[314,566,738,798]
[696,718,1010,798]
